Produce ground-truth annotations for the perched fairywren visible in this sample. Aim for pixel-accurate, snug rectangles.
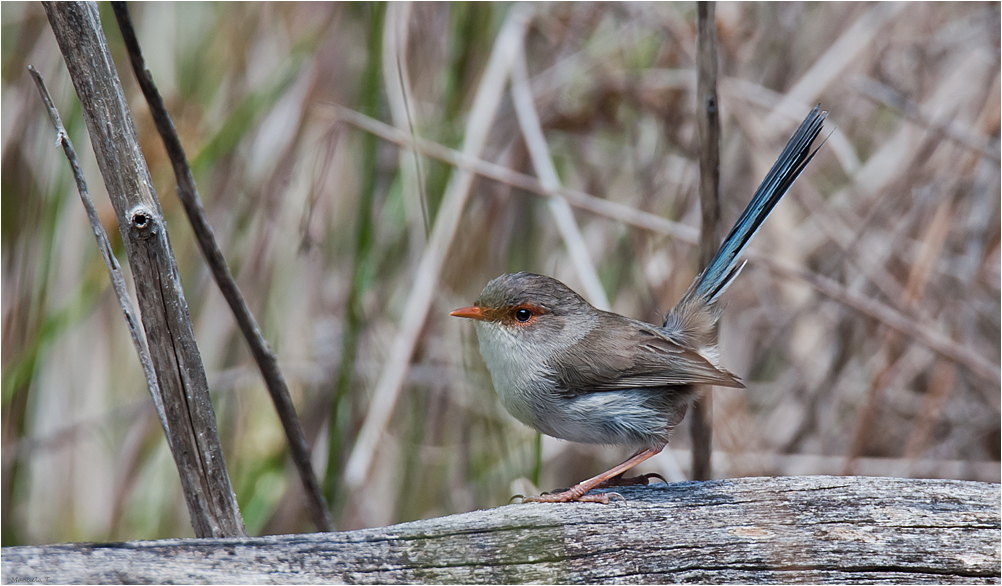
[452,106,827,503]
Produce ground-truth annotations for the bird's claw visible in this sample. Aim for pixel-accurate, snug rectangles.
[595,472,668,488]
[637,472,669,486]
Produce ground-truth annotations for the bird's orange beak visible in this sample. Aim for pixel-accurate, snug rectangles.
[450,306,489,321]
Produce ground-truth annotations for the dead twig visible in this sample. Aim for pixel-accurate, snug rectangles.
[691,0,720,482]
[27,65,169,444]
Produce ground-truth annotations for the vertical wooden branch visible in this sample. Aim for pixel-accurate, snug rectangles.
[42,1,246,538]
[692,0,720,481]
[109,2,333,533]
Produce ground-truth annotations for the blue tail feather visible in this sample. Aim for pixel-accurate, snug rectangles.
[691,106,827,305]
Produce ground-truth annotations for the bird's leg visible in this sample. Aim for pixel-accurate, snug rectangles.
[521,446,664,504]
[588,448,669,487]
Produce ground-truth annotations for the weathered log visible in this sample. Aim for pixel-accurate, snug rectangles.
[2,476,998,584]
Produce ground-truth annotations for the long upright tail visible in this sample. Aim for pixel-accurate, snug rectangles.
[686,105,827,308]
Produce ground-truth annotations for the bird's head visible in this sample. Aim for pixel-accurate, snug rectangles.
[450,272,596,355]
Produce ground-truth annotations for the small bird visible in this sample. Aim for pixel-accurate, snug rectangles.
[452,106,827,503]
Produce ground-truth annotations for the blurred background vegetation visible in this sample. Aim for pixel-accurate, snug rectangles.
[2,1,999,545]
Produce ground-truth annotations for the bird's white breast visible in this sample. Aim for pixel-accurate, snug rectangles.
[473,320,549,428]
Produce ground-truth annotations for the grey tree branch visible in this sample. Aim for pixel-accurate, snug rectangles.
[2,477,997,584]
[42,0,245,538]
[692,0,720,482]
[109,1,333,533]
[27,65,170,445]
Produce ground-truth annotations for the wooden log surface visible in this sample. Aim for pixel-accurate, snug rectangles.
[3,476,999,584]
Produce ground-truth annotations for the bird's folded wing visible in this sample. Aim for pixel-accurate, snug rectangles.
[550,319,743,398]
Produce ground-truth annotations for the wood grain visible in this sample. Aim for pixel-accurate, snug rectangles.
[3,476,998,584]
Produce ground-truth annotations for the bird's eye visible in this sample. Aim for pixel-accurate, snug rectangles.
[515,308,533,322]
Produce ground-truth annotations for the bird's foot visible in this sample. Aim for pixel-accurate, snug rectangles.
[516,489,625,504]
[512,447,666,504]
[595,472,668,488]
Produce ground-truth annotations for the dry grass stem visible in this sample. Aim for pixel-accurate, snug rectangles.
[321,103,700,241]
[343,4,533,500]
[382,1,428,246]
[754,255,1001,392]
[763,3,907,130]
[510,41,610,310]
[854,76,1001,163]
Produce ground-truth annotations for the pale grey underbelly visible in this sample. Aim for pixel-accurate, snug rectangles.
[496,379,694,449]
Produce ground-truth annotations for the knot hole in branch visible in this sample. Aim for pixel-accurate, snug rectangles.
[704,94,717,115]
[129,205,158,239]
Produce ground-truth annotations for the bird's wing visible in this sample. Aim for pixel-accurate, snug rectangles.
[550,316,743,398]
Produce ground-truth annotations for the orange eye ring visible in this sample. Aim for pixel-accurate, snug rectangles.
[507,304,544,326]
